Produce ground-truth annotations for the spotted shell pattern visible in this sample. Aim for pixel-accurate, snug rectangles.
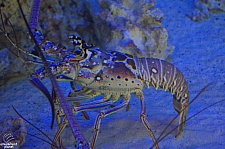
[75,48,189,108]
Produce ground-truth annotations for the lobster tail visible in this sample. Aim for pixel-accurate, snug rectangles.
[136,57,190,136]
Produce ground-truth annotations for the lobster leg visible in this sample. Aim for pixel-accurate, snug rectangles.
[53,98,112,148]
[52,115,67,149]
[91,102,128,149]
[138,93,159,149]
[51,90,64,149]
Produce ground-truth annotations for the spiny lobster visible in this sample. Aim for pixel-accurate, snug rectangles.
[1,0,191,148]
[29,30,190,148]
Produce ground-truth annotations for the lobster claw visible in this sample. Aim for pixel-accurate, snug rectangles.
[29,77,55,129]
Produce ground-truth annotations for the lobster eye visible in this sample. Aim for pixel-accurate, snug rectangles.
[70,47,87,61]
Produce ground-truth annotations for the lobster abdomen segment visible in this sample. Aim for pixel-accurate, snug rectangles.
[136,58,189,103]
[135,57,190,135]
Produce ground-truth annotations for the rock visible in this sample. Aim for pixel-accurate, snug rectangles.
[191,0,225,22]
[87,0,174,59]
[0,49,10,77]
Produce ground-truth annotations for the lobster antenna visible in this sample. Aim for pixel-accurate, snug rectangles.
[0,3,41,62]
[16,0,89,147]
[0,4,19,58]
[12,106,58,148]
[1,2,56,129]
[29,0,42,31]
[29,77,55,129]
[27,0,55,129]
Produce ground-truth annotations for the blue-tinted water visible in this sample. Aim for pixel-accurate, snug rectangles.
[0,0,224,149]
